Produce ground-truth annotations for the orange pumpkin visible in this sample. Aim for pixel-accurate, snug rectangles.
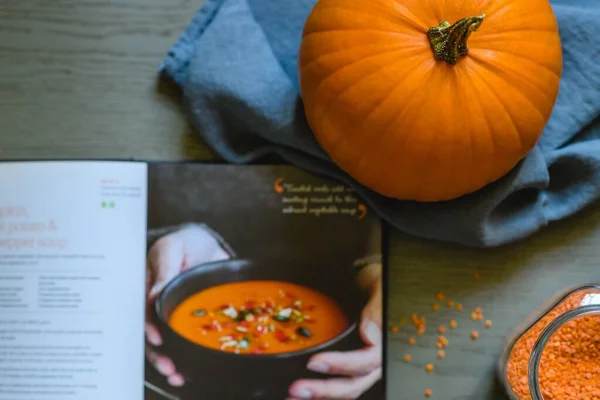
[298,0,563,202]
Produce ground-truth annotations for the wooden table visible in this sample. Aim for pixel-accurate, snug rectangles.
[1,1,599,399]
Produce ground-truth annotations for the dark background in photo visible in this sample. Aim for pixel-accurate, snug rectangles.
[145,163,385,400]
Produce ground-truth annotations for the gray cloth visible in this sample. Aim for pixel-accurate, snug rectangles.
[159,0,600,247]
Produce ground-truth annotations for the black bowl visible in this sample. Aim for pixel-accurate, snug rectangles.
[154,258,368,400]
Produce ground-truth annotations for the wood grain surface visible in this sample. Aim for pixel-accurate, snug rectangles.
[0,0,215,161]
[387,205,600,399]
[1,1,599,399]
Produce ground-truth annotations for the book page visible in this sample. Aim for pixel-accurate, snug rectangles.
[0,161,147,400]
[144,164,384,400]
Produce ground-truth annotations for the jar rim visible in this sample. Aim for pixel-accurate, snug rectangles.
[528,303,600,400]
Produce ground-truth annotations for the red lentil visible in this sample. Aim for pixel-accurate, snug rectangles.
[471,331,479,340]
[403,354,412,363]
[432,303,440,311]
[410,314,426,336]
[436,292,445,301]
[485,320,492,329]
[410,314,420,325]
[425,363,434,373]
[456,303,463,311]
[506,290,600,399]
[425,389,432,397]
[449,320,458,329]
[438,336,448,347]
[391,325,399,333]
[446,300,454,308]
[474,272,481,279]
[408,337,416,346]
[438,325,446,334]
[471,310,484,321]
[437,350,445,359]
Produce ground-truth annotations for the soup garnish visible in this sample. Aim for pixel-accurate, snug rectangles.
[168,281,349,354]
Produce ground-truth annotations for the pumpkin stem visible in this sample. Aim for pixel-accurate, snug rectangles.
[427,14,485,65]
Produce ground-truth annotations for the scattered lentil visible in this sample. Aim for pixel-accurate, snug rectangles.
[400,317,407,324]
[410,314,420,325]
[425,363,434,373]
[446,300,454,308]
[438,336,448,347]
[436,292,445,301]
[471,307,484,321]
[408,337,416,346]
[403,354,412,363]
[432,303,440,311]
[474,272,481,279]
[411,314,427,336]
[391,325,399,334]
[456,303,463,311]
[437,350,446,359]
[449,320,458,329]
[438,325,446,334]
[425,389,432,397]
[485,320,492,329]
[471,331,479,340]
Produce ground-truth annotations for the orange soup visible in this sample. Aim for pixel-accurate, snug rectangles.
[168,281,349,354]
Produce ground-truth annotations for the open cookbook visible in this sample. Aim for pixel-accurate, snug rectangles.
[0,161,385,400]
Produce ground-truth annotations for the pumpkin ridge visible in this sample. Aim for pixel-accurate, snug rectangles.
[390,0,431,32]
[468,64,525,152]
[358,58,432,124]
[306,5,426,34]
[473,63,548,145]
[472,47,561,79]
[453,67,475,193]
[463,62,497,185]
[303,28,422,39]
[312,54,423,124]
[470,0,495,12]
[314,0,402,20]
[326,56,433,150]
[352,65,438,172]
[425,0,444,22]
[480,27,559,35]
[300,44,418,74]
[309,48,406,97]
[483,0,524,19]
[389,69,455,199]
[368,66,448,199]
[471,55,554,118]
[310,51,423,121]
[471,30,559,44]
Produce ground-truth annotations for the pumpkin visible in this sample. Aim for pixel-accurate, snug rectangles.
[298,0,562,202]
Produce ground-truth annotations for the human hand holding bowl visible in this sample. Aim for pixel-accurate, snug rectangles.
[288,263,383,400]
[145,225,231,387]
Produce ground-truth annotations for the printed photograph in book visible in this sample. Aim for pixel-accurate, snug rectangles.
[144,164,385,400]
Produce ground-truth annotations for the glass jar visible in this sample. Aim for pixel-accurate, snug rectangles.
[498,284,600,400]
